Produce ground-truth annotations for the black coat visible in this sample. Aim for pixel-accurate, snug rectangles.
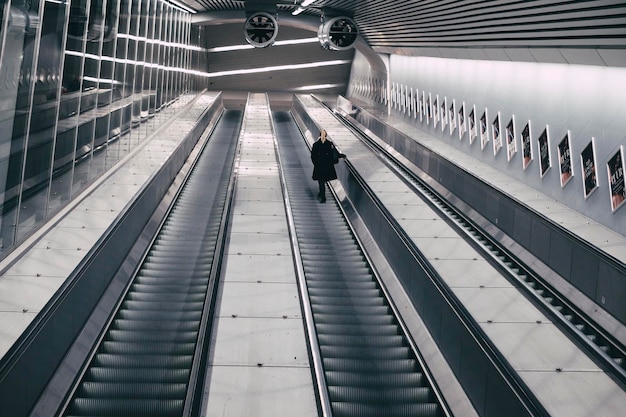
[311,139,338,181]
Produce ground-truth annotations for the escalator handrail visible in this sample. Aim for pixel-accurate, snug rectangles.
[270,101,333,417]
[182,107,243,417]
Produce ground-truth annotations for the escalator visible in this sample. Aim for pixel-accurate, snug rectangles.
[61,110,242,417]
[273,111,449,417]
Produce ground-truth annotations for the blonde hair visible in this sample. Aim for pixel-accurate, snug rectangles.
[320,129,327,141]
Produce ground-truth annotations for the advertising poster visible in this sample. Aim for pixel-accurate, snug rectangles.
[607,147,625,212]
[580,138,598,199]
[449,100,457,135]
[480,109,489,149]
[435,95,442,127]
[521,121,532,170]
[426,93,432,125]
[538,126,551,177]
[440,97,448,131]
[413,88,419,119]
[492,112,502,155]
[506,116,517,162]
[458,102,467,140]
[469,106,477,144]
[557,131,573,187]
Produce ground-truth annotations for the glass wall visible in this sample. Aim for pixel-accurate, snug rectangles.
[0,0,199,258]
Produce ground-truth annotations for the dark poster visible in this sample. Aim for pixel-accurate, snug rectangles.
[522,121,532,170]
[506,116,516,161]
[469,106,476,143]
[607,147,625,212]
[492,112,502,155]
[480,109,489,149]
[458,102,466,140]
[449,101,457,135]
[580,139,598,199]
[440,98,448,130]
[558,132,573,187]
[538,127,551,177]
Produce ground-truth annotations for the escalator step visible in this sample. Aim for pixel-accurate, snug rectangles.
[322,358,417,373]
[86,367,189,383]
[331,401,441,417]
[77,382,187,399]
[328,385,434,403]
[68,398,184,416]
[320,345,412,360]
[325,370,427,388]
[92,353,193,368]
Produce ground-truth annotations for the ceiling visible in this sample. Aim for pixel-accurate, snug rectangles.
[181,1,626,98]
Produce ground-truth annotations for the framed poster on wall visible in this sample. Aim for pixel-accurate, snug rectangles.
[440,97,448,131]
[420,90,426,122]
[607,146,625,212]
[506,116,517,162]
[469,105,477,144]
[557,131,573,187]
[492,112,503,155]
[480,109,489,150]
[433,95,440,128]
[581,138,598,199]
[426,93,432,125]
[413,88,419,119]
[449,100,457,135]
[458,102,467,140]
[538,126,551,178]
[521,121,532,170]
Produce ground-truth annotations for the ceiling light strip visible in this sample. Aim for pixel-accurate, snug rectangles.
[204,59,351,78]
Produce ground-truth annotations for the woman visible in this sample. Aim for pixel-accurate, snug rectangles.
[311,129,344,203]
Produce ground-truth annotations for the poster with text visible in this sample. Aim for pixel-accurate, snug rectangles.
[458,102,467,140]
[480,109,489,149]
[449,100,457,135]
[607,147,625,212]
[492,112,502,155]
[521,121,532,170]
[506,116,517,161]
[557,132,573,187]
[469,106,477,144]
[580,138,598,199]
[538,126,551,177]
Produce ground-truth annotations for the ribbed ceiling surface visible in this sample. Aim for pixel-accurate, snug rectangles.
[183,1,626,95]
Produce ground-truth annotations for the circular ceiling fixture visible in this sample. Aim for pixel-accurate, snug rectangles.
[244,12,279,48]
[318,16,358,51]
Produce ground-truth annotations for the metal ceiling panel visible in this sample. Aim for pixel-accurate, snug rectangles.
[183,1,626,94]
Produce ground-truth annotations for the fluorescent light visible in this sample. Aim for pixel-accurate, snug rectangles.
[301,0,317,6]
[205,59,350,78]
[291,83,344,91]
[207,37,319,53]
[292,7,305,15]
[167,0,196,13]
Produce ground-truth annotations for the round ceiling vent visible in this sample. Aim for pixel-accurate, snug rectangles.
[318,16,358,51]
[244,12,278,48]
